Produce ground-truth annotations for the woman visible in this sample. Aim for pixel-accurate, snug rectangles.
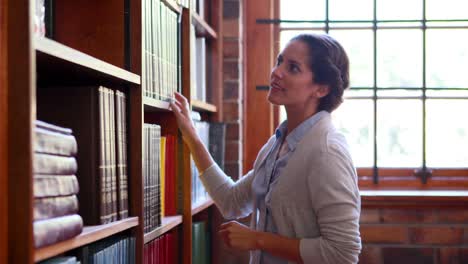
[170,33,361,264]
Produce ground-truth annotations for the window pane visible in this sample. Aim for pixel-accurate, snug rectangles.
[426,100,468,167]
[280,0,325,28]
[329,0,373,21]
[426,89,468,97]
[377,89,422,98]
[377,29,422,88]
[426,0,468,20]
[426,29,468,88]
[333,99,374,167]
[377,0,422,20]
[329,30,374,88]
[329,22,374,29]
[279,30,326,50]
[345,89,374,97]
[377,100,422,167]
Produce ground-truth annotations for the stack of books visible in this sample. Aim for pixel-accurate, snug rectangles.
[33,120,83,248]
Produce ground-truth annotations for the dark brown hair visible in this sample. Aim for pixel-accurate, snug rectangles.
[291,34,350,112]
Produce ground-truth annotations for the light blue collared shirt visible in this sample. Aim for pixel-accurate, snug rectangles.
[252,111,327,263]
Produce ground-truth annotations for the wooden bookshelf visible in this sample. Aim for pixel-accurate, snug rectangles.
[143,215,183,244]
[3,0,224,263]
[35,37,141,86]
[34,217,139,262]
[143,97,172,112]
[192,99,217,113]
[192,12,218,39]
[191,197,214,216]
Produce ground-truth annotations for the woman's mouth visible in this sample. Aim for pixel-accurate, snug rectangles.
[270,82,283,92]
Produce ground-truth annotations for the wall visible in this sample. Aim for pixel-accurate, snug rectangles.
[222,0,243,181]
[360,194,468,264]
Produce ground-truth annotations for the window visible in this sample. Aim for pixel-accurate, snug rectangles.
[277,0,468,186]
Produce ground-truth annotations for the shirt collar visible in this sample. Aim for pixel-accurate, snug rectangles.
[274,110,328,152]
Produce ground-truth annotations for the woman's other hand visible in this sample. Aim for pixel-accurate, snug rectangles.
[218,221,260,251]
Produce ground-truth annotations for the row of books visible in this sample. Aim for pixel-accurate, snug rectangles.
[143,124,178,233]
[76,235,135,264]
[39,235,135,264]
[190,24,208,102]
[34,121,83,248]
[191,112,226,206]
[143,231,177,264]
[37,86,129,225]
[143,0,180,102]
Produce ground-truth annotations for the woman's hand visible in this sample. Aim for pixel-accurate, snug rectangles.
[169,92,199,146]
[218,221,260,251]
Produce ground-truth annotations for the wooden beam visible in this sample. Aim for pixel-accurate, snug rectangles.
[7,0,34,263]
[244,0,275,173]
[0,0,9,261]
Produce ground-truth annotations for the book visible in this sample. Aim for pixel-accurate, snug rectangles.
[164,135,176,216]
[115,90,128,219]
[192,221,208,264]
[34,175,79,198]
[35,120,78,156]
[34,153,77,175]
[34,214,83,248]
[208,122,226,170]
[34,195,79,221]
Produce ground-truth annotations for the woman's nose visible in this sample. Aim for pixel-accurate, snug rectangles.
[271,66,283,79]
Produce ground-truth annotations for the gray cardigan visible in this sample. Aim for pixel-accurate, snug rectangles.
[200,113,361,263]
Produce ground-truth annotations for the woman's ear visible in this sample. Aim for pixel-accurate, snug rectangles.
[315,85,330,98]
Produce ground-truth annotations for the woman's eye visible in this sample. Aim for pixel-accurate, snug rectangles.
[289,64,299,73]
[276,58,282,66]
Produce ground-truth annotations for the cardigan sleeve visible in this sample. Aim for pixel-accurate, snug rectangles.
[199,164,255,219]
[299,136,362,264]
[199,135,276,220]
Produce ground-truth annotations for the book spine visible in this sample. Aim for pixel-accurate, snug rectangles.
[35,127,78,156]
[99,87,108,224]
[109,89,118,222]
[34,195,79,221]
[34,153,78,175]
[33,214,83,248]
[34,175,79,198]
[121,91,128,219]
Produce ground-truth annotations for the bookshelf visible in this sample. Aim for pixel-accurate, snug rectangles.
[3,0,224,263]
[35,37,141,86]
[143,215,183,244]
[191,197,215,216]
[34,217,139,262]
[192,99,218,113]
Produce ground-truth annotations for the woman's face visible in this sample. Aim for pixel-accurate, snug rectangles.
[268,40,322,107]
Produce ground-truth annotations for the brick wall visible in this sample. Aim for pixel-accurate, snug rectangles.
[360,197,468,264]
[211,1,249,263]
[222,0,242,180]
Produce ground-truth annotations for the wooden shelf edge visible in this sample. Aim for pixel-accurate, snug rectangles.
[35,36,141,85]
[191,12,217,39]
[143,97,172,111]
[191,99,217,113]
[191,197,214,216]
[143,215,183,244]
[162,0,181,13]
[34,217,139,262]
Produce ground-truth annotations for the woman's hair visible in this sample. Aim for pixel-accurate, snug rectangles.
[291,34,350,112]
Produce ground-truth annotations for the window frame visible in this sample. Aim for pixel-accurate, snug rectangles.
[273,0,468,188]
